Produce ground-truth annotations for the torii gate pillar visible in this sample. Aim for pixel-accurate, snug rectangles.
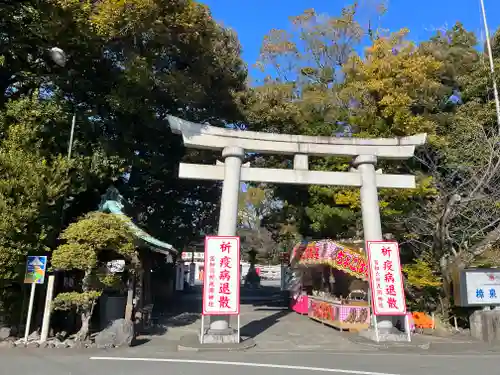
[210,147,244,335]
[354,155,383,241]
[217,147,245,237]
[353,154,394,331]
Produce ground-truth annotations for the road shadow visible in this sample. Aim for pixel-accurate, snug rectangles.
[130,337,151,347]
[254,307,288,311]
[135,324,168,337]
[240,284,288,308]
[152,292,202,328]
[240,285,282,295]
[250,298,289,308]
[159,312,201,328]
[240,307,290,338]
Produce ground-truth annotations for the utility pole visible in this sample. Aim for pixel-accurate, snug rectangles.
[479,0,500,134]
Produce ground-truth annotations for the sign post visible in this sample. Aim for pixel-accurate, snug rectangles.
[23,255,47,342]
[201,236,240,344]
[366,241,410,342]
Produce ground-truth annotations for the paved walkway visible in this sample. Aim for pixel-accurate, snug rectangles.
[137,286,493,355]
[142,286,366,352]
[149,304,368,352]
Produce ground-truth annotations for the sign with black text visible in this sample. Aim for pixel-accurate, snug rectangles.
[202,236,240,315]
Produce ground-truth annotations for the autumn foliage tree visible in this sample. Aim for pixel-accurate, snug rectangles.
[239,5,442,240]
[240,3,500,321]
[52,212,138,342]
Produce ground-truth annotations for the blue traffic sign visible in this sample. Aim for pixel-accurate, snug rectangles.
[24,256,47,284]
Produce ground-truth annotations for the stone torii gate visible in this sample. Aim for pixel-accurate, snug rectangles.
[167,115,426,344]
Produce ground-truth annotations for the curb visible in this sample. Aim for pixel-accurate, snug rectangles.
[345,336,431,350]
[346,335,500,354]
[177,334,256,352]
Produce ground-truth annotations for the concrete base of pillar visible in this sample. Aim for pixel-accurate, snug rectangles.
[360,317,409,342]
[178,333,255,352]
[201,328,239,344]
[359,327,409,342]
[376,319,395,334]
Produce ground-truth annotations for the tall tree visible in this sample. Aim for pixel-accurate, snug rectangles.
[0,96,69,322]
[1,0,248,245]
[49,0,248,247]
[0,0,247,321]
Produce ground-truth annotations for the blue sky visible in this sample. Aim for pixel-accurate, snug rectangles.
[202,0,500,80]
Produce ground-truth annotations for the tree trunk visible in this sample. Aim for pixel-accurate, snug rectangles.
[75,311,92,342]
[439,253,463,324]
[75,298,96,342]
[75,268,96,341]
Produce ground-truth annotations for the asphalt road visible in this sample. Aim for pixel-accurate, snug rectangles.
[1,348,499,375]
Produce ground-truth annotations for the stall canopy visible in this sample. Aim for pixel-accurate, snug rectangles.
[291,240,368,280]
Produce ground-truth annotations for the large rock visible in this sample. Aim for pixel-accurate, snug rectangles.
[27,330,40,342]
[95,319,134,349]
[0,327,11,341]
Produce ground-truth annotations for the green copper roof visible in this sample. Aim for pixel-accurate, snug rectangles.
[99,187,177,254]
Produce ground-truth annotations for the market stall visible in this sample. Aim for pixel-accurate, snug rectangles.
[288,240,370,331]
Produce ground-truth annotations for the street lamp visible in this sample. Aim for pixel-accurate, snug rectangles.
[39,46,76,344]
[49,47,67,68]
[49,46,77,229]
[479,0,500,135]
[49,47,75,159]
[38,47,72,343]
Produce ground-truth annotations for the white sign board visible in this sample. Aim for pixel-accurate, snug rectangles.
[106,259,125,273]
[366,241,406,316]
[462,270,500,305]
[202,236,240,315]
[181,251,205,261]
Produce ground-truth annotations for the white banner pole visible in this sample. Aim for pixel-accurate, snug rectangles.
[373,313,380,343]
[200,315,204,344]
[40,275,55,343]
[24,283,36,342]
[237,314,241,343]
[405,313,412,342]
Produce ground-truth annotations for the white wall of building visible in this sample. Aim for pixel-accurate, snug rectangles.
[181,251,282,283]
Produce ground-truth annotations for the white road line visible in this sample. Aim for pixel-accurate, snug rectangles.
[89,357,400,375]
[251,350,500,358]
